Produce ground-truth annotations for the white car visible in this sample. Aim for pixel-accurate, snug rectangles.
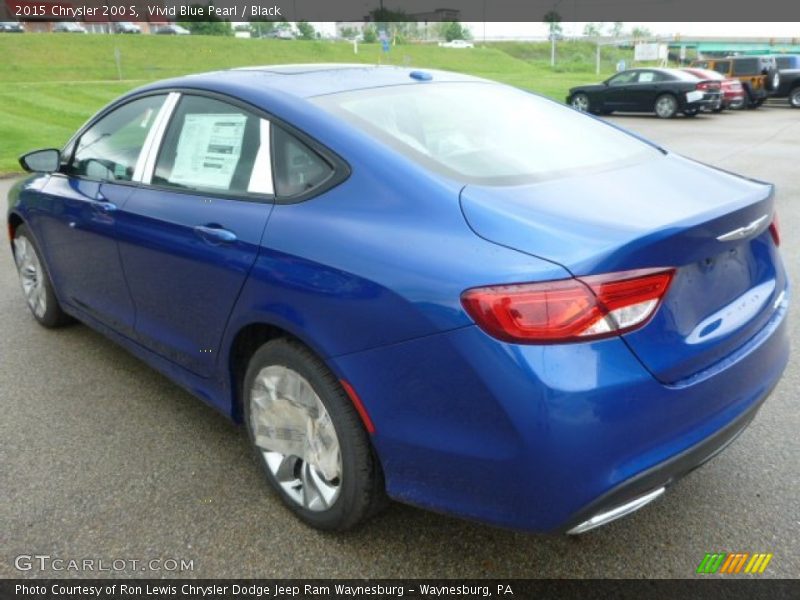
[53,22,87,34]
[438,39,474,49]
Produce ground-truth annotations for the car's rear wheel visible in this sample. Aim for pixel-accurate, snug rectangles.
[12,225,71,328]
[570,93,590,112]
[654,94,678,118]
[789,87,800,108]
[243,339,386,531]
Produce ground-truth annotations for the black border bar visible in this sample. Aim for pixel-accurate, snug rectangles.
[2,579,800,600]
[4,0,800,22]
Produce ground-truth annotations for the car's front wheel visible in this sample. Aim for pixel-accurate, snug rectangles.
[789,87,800,108]
[244,339,386,531]
[12,224,71,328]
[654,94,678,118]
[570,93,590,112]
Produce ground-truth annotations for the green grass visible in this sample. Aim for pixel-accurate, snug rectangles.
[0,35,620,174]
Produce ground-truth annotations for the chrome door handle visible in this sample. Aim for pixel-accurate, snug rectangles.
[193,225,237,244]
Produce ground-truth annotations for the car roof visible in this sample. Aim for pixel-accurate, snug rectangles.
[135,64,486,100]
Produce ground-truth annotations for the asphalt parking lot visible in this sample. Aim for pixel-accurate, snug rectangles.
[2,105,798,579]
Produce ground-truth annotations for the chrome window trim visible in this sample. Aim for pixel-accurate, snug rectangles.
[137,92,181,184]
[247,119,274,195]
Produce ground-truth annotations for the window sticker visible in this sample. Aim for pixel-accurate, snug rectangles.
[170,113,247,190]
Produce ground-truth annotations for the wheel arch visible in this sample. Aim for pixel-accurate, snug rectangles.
[228,322,303,423]
[7,211,24,248]
[226,319,355,425]
[654,92,679,117]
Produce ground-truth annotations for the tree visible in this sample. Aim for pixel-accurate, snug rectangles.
[631,26,652,40]
[296,21,315,40]
[362,25,378,43]
[543,10,562,40]
[249,19,275,38]
[437,21,469,42]
[583,22,602,37]
[339,26,357,40]
[611,22,624,38]
[179,3,232,36]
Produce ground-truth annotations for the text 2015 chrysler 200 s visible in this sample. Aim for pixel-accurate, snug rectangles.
[7,65,789,533]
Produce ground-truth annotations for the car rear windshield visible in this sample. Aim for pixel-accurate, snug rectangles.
[312,82,658,186]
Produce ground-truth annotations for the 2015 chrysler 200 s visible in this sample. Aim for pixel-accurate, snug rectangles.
[7,65,790,533]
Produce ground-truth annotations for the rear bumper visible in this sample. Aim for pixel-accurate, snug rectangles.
[560,381,770,533]
[333,287,790,533]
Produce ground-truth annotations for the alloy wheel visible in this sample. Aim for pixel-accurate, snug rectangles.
[13,236,47,318]
[655,96,677,118]
[571,94,590,112]
[791,88,800,108]
[250,365,342,512]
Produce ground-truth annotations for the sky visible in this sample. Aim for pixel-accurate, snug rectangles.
[470,22,800,40]
[312,22,800,40]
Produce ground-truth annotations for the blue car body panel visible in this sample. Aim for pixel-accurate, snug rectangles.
[6,66,791,532]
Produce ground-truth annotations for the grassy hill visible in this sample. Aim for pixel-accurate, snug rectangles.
[0,35,616,174]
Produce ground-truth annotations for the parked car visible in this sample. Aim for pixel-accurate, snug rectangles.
[53,22,87,34]
[438,39,474,49]
[0,21,24,33]
[691,56,780,108]
[114,22,141,34]
[8,65,789,534]
[772,55,800,108]
[568,68,721,118]
[263,29,295,40]
[682,67,746,110]
[155,24,190,35]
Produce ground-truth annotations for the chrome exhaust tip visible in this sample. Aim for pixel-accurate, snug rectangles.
[567,487,666,535]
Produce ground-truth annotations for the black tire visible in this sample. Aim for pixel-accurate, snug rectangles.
[754,98,766,107]
[764,68,780,92]
[12,224,72,328]
[654,94,678,118]
[742,85,758,109]
[243,338,386,531]
[570,92,591,113]
[790,87,800,108]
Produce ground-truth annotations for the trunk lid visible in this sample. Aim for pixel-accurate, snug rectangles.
[460,153,785,383]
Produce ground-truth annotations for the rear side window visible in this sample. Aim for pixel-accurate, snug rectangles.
[314,82,657,186]
[776,56,791,70]
[608,71,638,86]
[732,59,759,76]
[271,126,334,198]
[712,61,730,75]
[70,95,166,182]
[153,95,273,197]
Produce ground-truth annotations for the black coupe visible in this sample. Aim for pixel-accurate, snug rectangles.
[567,68,722,118]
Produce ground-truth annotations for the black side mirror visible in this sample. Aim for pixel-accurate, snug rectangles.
[19,149,60,173]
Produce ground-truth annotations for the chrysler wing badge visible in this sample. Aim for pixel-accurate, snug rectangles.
[716,214,770,242]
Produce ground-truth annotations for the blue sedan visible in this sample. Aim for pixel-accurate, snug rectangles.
[6,65,790,533]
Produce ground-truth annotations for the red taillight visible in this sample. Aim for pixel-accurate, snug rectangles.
[461,268,675,344]
[697,81,719,91]
[769,213,781,246]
